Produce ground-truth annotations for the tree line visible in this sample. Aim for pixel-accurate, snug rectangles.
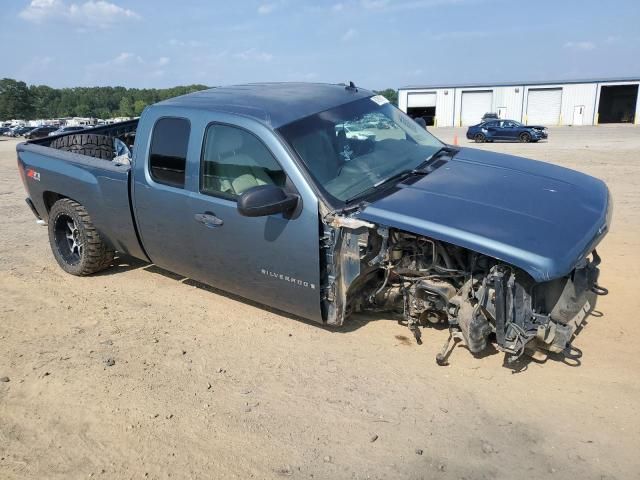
[0,78,209,121]
[0,78,399,121]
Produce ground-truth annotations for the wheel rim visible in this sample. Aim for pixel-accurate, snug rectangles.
[521,133,530,143]
[54,214,83,265]
[475,134,484,142]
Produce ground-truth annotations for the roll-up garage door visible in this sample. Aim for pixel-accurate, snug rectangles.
[407,92,436,108]
[526,88,562,125]
[461,91,492,126]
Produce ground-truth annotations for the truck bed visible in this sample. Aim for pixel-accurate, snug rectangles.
[29,120,139,155]
[17,120,148,261]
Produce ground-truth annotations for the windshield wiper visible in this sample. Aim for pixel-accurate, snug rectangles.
[344,166,429,204]
[429,145,459,160]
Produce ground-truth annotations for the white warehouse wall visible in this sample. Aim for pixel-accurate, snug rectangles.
[453,85,525,126]
[399,79,640,127]
[522,83,598,125]
[398,88,455,126]
[491,86,525,123]
[594,80,640,125]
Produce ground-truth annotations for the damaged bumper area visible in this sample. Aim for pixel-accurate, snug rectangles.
[321,218,607,366]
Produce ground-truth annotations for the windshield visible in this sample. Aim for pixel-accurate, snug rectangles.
[277,96,443,204]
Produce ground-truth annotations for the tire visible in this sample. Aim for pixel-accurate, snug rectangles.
[474,133,486,143]
[48,199,114,276]
[49,134,114,160]
[519,132,531,143]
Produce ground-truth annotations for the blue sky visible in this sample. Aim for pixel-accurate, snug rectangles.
[1,0,639,89]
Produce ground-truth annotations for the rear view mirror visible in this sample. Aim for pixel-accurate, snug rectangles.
[414,117,427,128]
[237,184,299,217]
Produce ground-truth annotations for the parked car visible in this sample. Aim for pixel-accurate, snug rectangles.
[24,126,59,139]
[6,126,35,137]
[481,112,499,122]
[48,125,87,137]
[16,83,610,367]
[0,127,13,136]
[467,119,548,143]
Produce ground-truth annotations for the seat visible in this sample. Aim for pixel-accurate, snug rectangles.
[292,129,341,183]
[203,127,276,196]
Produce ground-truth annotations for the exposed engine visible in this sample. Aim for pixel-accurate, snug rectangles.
[321,218,605,366]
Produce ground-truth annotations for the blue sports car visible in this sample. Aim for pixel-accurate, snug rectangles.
[466,119,548,143]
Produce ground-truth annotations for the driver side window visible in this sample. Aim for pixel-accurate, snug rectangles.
[200,124,286,199]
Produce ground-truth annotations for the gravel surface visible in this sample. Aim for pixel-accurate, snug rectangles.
[1,126,639,479]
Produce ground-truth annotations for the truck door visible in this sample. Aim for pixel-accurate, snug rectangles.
[132,116,197,276]
[185,119,322,323]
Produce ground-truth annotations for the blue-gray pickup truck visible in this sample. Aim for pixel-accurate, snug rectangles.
[17,83,611,366]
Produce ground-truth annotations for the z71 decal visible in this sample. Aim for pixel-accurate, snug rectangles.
[26,168,40,181]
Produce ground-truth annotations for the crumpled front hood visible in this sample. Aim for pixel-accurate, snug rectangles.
[355,147,611,281]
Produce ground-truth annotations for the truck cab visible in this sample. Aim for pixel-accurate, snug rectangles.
[130,98,324,322]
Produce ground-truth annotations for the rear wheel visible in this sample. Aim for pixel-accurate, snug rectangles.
[519,132,531,143]
[474,133,486,143]
[48,199,114,275]
[49,134,114,160]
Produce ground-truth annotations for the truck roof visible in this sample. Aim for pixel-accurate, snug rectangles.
[155,82,374,128]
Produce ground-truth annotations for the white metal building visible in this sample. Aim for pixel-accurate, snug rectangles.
[398,77,640,127]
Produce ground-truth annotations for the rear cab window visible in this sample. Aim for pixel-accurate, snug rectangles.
[149,117,190,188]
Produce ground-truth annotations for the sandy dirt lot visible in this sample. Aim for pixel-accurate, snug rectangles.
[1,126,639,480]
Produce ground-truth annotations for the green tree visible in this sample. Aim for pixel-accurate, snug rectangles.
[0,78,33,119]
[375,88,398,106]
[0,79,211,121]
[118,96,134,117]
[133,99,147,116]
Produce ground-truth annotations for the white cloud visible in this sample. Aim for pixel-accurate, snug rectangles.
[361,0,390,8]
[361,0,470,11]
[234,48,273,62]
[433,30,489,41]
[257,3,275,14]
[86,52,169,81]
[341,28,357,41]
[564,41,595,51]
[20,0,139,28]
[168,38,204,48]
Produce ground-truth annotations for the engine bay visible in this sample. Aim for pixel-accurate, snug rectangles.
[321,215,606,366]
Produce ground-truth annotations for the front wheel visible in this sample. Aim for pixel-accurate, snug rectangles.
[519,132,531,143]
[48,198,114,275]
[474,133,486,143]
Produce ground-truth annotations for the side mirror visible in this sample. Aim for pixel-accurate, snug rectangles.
[237,184,299,217]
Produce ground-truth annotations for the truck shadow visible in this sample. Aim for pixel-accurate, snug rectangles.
[92,255,148,276]
[96,259,605,372]
[505,306,604,373]
[140,264,324,328]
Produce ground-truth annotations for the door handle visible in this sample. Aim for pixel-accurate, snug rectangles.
[194,212,224,228]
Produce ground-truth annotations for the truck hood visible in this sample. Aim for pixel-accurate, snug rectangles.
[355,147,611,281]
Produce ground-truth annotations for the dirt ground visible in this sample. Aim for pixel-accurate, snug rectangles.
[1,126,639,480]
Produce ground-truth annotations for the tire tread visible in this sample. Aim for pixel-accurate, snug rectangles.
[48,199,115,276]
[50,134,114,160]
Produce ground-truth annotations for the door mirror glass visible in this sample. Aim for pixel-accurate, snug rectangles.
[237,184,299,217]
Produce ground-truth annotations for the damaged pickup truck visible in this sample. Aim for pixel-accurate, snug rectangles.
[17,83,611,365]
